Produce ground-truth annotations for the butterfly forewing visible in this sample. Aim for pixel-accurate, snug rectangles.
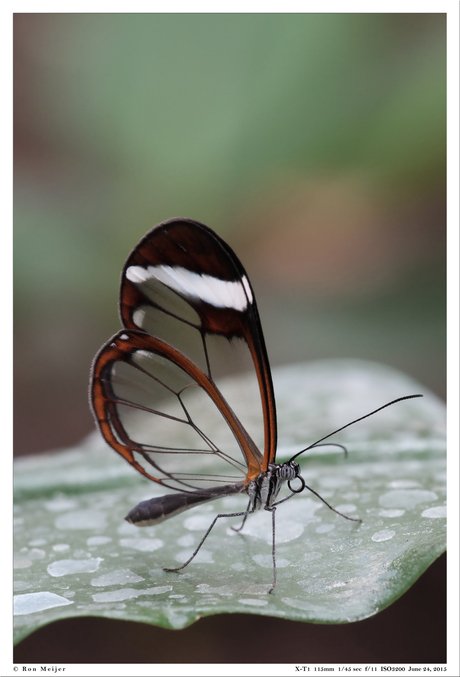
[120,219,277,468]
[91,218,277,494]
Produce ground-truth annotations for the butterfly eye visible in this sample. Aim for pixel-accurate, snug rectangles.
[288,475,305,494]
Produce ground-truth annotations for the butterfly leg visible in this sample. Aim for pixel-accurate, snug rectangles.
[264,506,277,594]
[231,499,252,532]
[163,508,255,573]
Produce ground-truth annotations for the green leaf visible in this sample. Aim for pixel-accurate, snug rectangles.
[14,360,446,644]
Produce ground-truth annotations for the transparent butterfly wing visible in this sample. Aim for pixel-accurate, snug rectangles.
[90,218,277,492]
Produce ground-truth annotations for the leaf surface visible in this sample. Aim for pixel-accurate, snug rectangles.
[14,360,446,644]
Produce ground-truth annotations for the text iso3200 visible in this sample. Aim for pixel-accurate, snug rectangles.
[381,669,447,673]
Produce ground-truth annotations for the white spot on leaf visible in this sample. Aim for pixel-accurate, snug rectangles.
[91,568,144,586]
[421,505,446,519]
[184,514,216,531]
[28,548,46,560]
[92,586,172,603]
[13,555,32,569]
[52,544,70,552]
[334,504,357,514]
[55,510,107,530]
[371,529,396,542]
[14,592,74,615]
[379,490,438,509]
[173,548,213,564]
[45,498,78,512]
[387,480,421,489]
[87,536,112,546]
[238,598,268,606]
[378,509,405,517]
[47,558,103,577]
[119,538,163,552]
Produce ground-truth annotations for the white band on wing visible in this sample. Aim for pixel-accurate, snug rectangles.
[126,265,253,311]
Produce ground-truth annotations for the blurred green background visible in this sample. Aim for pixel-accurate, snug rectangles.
[14,13,445,458]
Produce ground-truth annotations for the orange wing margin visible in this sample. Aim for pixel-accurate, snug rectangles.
[90,329,264,484]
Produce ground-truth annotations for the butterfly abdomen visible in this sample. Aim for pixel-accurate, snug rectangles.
[125,483,246,526]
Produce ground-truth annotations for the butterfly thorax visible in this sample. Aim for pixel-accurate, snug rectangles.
[247,460,300,510]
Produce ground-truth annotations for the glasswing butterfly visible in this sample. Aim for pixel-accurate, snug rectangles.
[90,217,421,592]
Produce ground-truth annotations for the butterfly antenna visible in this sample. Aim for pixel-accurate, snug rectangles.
[312,442,348,458]
[289,394,423,463]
